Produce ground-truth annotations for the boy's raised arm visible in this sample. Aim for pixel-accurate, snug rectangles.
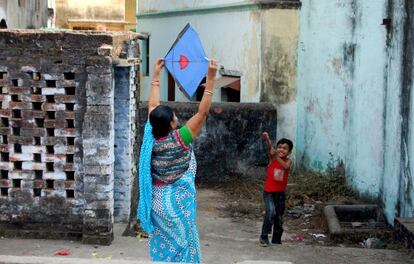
[262,132,273,151]
[262,132,276,160]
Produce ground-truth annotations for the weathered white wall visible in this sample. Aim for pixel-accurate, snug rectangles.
[262,8,299,141]
[55,0,125,28]
[136,1,301,158]
[3,0,48,29]
[138,9,262,103]
[297,0,414,223]
[0,0,6,22]
[383,0,414,220]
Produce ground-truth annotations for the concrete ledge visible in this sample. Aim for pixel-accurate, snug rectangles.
[0,227,82,241]
[82,233,114,246]
[324,205,341,236]
[324,204,390,241]
[394,217,414,250]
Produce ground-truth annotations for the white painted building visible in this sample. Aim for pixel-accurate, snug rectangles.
[137,0,301,140]
[0,0,51,29]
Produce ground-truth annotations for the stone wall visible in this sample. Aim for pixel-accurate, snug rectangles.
[0,30,140,245]
[138,102,278,183]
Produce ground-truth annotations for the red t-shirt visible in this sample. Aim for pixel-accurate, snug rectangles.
[264,158,290,192]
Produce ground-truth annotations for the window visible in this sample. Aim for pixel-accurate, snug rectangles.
[0,19,7,29]
[221,86,240,102]
[167,72,175,101]
[217,68,241,102]
[194,78,206,102]
[141,37,150,76]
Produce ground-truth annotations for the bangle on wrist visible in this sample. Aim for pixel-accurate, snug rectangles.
[204,90,213,96]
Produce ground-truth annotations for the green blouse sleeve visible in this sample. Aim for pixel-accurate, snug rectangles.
[178,125,193,146]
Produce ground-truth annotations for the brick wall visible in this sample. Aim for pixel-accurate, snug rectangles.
[0,30,140,245]
[114,66,137,223]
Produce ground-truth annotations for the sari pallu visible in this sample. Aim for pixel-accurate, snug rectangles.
[138,121,202,263]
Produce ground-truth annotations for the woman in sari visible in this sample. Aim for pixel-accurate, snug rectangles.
[137,58,217,263]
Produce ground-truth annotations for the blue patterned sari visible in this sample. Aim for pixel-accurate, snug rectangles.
[137,121,201,263]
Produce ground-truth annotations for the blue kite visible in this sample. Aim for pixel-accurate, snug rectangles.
[164,24,209,98]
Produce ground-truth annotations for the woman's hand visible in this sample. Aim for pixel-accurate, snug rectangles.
[185,59,217,139]
[207,60,218,82]
[148,58,164,115]
[153,58,164,79]
[262,132,269,140]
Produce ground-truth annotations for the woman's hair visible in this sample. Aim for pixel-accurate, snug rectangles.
[149,105,174,138]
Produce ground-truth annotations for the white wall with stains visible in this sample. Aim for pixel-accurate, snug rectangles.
[296,0,414,223]
[137,0,299,169]
[55,0,125,28]
[261,8,299,142]
[1,0,48,29]
[0,0,6,22]
[138,9,262,103]
[137,1,300,145]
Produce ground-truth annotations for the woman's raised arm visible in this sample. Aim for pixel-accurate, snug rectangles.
[186,60,218,138]
[148,58,164,115]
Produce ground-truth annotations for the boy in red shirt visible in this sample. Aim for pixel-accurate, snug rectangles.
[259,132,293,246]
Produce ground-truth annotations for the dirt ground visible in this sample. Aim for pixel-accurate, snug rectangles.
[1,174,413,263]
[203,170,405,250]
